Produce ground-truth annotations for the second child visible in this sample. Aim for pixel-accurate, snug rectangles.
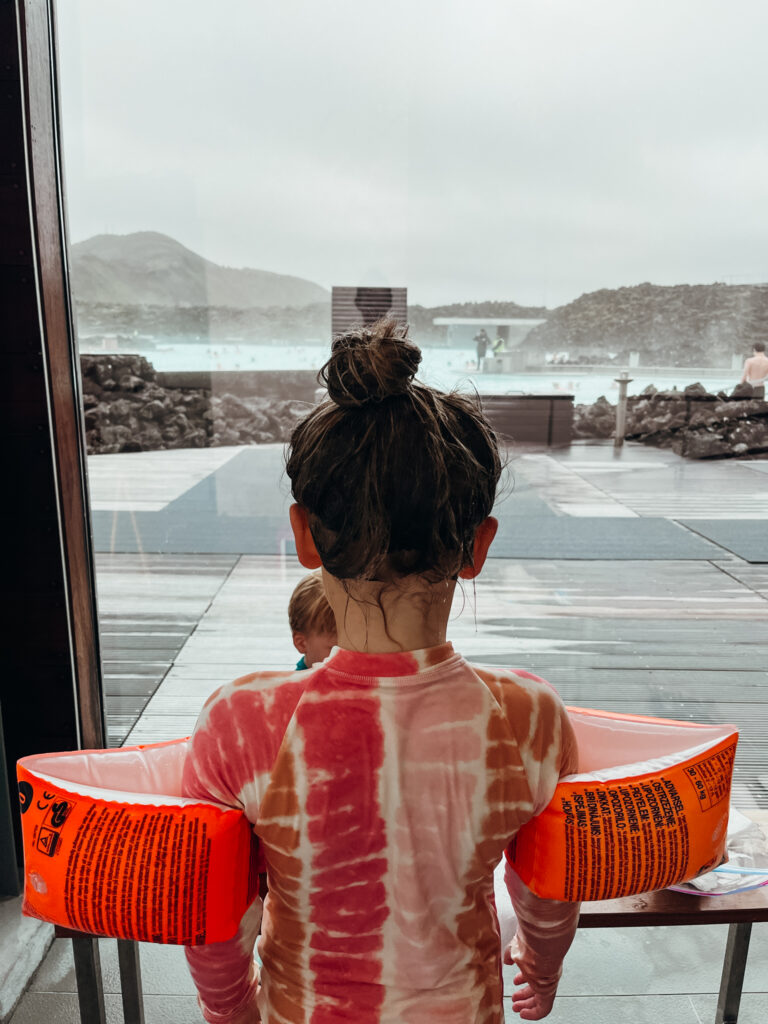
[288,570,337,670]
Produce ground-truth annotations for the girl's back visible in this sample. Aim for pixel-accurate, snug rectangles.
[183,320,579,1024]
[184,645,575,1023]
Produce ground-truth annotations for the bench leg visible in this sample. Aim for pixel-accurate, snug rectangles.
[71,935,107,1024]
[715,922,752,1024]
[117,939,146,1024]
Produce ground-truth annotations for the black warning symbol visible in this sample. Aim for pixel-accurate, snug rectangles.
[36,827,60,857]
[18,780,33,814]
[47,800,74,829]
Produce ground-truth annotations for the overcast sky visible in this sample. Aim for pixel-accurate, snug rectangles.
[57,0,768,308]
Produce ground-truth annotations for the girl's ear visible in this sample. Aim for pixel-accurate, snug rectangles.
[289,504,323,569]
[458,517,498,579]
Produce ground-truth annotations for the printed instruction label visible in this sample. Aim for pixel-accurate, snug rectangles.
[19,756,257,946]
[684,744,736,811]
[62,804,212,944]
[560,776,691,902]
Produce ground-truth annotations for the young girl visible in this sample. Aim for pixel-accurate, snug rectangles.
[182,319,580,1023]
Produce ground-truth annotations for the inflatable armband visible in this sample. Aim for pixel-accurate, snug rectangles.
[508,707,738,901]
[17,738,258,945]
[17,706,739,942]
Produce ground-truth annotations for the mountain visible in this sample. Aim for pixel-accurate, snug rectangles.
[70,232,330,308]
[73,234,766,365]
[525,282,768,365]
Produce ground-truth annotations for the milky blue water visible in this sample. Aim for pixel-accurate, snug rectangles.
[79,339,737,405]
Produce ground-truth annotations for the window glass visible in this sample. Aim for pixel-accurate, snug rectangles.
[58,0,767,834]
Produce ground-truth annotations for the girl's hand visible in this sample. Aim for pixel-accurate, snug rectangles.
[504,943,558,1020]
[509,972,556,1020]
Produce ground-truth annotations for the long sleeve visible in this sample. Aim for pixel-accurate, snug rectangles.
[504,680,581,998]
[504,859,580,997]
[184,903,262,1024]
[182,688,263,1024]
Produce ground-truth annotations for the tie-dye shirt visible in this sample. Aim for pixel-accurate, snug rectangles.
[183,643,579,1024]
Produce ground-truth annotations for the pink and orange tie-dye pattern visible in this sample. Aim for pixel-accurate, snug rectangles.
[182,645,578,1024]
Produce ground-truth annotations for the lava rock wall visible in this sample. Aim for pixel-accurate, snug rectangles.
[574,383,768,458]
[81,354,313,454]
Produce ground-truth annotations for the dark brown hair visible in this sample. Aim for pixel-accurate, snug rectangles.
[286,318,501,581]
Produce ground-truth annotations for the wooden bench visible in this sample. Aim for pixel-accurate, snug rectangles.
[578,809,768,1024]
[580,884,768,1023]
[53,928,144,1024]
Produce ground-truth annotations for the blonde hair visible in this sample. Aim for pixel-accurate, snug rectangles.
[288,571,336,635]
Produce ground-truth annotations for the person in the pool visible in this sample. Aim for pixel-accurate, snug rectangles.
[740,341,768,398]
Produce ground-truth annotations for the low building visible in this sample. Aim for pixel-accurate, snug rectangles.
[432,316,546,371]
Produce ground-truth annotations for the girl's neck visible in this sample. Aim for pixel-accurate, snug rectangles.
[322,571,457,653]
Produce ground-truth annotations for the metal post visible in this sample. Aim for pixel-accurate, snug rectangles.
[614,371,633,449]
[118,939,147,1024]
[71,936,107,1024]
[715,921,752,1024]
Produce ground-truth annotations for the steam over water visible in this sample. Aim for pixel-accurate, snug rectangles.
[78,339,737,406]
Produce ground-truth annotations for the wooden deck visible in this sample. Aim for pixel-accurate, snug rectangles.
[95,553,237,743]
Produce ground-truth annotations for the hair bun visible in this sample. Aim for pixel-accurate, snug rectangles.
[321,318,422,408]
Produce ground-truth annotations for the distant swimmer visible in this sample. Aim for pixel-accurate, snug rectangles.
[740,341,768,398]
[474,328,490,369]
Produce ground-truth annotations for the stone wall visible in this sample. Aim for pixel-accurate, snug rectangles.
[574,383,768,458]
[81,356,768,460]
[81,354,314,454]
